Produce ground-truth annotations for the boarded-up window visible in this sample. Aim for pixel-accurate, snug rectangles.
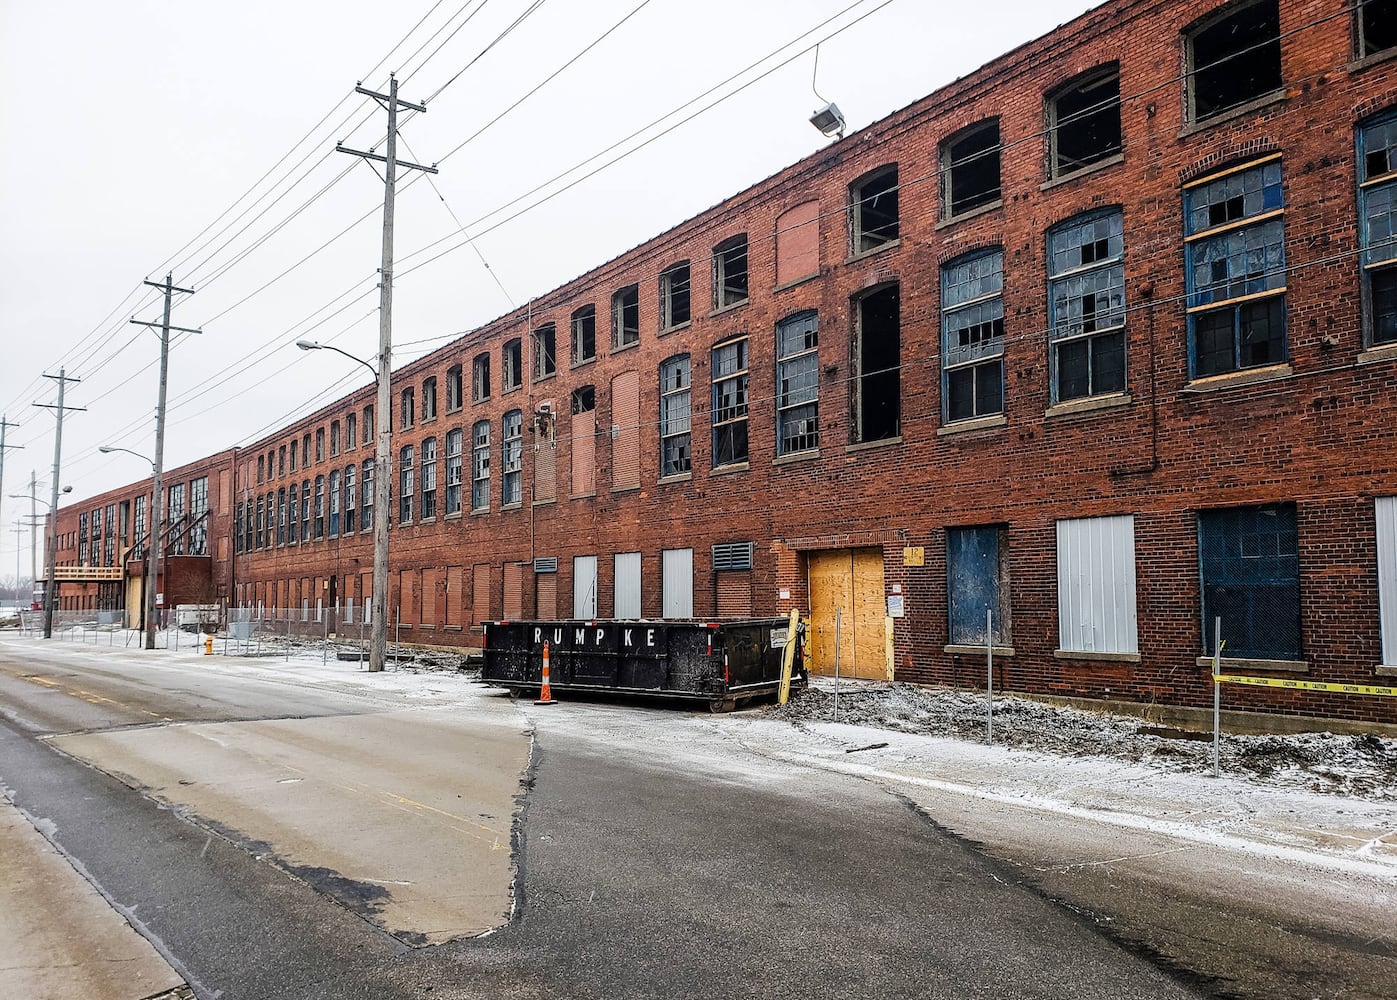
[360,572,372,622]
[571,386,596,497]
[611,371,640,491]
[573,555,598,619]
[776,201,820,286]
[1378,497,1397,668]
[947,527,1008,645]
[1056,515,1137,655]
[662,548,693,618]
[716,571,752,618]
[421,568,438,626]
[399,570,416,625]
[535,571,557,620]
[614,552,641,619]
[472,563,491,629]
[535,428,556,503]
[504,562,525,620]
[445,566,463,627]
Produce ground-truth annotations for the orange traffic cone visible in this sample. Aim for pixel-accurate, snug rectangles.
[535,641,556,705]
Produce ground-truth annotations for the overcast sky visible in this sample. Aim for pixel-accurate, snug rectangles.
[0,0,1099,576]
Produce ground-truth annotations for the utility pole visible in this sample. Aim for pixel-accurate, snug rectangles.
[35,369,84,638]
[10,525,23,607]
[0,416,22,606]
[337,73,436,673]
[131,274,200,650]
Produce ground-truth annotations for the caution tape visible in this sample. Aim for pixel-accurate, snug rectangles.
[1213,673,1397,698]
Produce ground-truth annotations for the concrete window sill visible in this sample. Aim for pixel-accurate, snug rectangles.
[1195,656,1308,673]
[945,644,1015,657]
[1055,649,1141,663]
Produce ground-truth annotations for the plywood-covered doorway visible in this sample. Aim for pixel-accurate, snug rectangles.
[807,548,887,679]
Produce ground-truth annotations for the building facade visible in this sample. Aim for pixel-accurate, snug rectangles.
[56,0,1397,724]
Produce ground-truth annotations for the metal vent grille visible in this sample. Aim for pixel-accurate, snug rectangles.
[533,557,558,573]
[711,542,754,571]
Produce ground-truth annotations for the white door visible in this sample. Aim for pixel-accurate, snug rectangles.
[614,552,641,619]
[573,555,597,619]
[661,548,693,619]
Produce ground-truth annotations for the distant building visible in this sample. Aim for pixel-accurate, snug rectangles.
[54,0,1397,725]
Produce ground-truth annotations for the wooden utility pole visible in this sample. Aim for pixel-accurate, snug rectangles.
[35,370,84,638]
[336,73,436,673]
[131,274,199,649]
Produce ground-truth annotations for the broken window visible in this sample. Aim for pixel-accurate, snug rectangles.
[445,429,463,516]
[612,285,640,350]
[776,311,819,455]
[946,526,1009,645]
[1187,0,1282,123]
[659,262,691,330]
[343,465,355,532]
[316,428,326,462]
[1184,157,1286,376]
[421,437,437,519]
[446,364,463,411]
[398,445,414,524]
[361,407,373,446]
[422,377,437,421]
[300,479,311,542]
[345,412,356,451]
[257,454,265,484]
[570,386,596,497]
[711,337,749,467]
[328,470,340,537]
[503,339,522,392]
[289,440,297,472]
[472,352,491,402]
[1048,209,1126,402]
[278,446,286,476]
[472,420,490,512]
[850,166,899,253]
[1361,111,1397,345]
[314,475,325,538]
[1359,0,1397,56]
[502,410,523,506]
[330,421,340,457]
[360,461,373,532]
[533,323,557,379]
[852,284,901,441]
[941,251,1004,422]
[572,305,596,363]
[400,388,414,429]
[943,120,1002,218]
[287,484,298,545]
[1049,65,1122,178]
[659,354,691,478]
[713,235,749,309]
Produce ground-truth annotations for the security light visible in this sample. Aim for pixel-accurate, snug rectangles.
[810,102,846,138]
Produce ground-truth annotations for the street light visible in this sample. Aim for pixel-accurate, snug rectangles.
[101,445,160,647]
[297,340,389,672]
[12,486,69,614]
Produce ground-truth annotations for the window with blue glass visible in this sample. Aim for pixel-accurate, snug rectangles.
[659,355,691,477]
[502,412,523,506]
[1184,158,1286,377]
[1198,503,1299,660]
[1048,209,1126,402]
[776,312,819,455]
[941,249,1005,421]
[1360,112,1397,346]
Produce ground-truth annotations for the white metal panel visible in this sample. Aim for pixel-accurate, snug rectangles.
[1378,497,1397,667]
[661,548,693,619]
[573,555,597,619]
[1057,515,1138,654]
[614,552,641,619]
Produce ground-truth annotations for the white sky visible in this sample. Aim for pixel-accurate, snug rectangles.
[0,0,1100,575]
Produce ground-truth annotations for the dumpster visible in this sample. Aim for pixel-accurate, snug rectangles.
[481,618,806,711]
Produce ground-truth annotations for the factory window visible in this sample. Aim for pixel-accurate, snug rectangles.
[167,484,185,555]
[360,461,373,532]
[533,323,557,380]
[399,445,414,524]
[942,119,1002,218]
[1048,65,1122,178]
[712,234,749,309]
[570,386,596,497]
[446,364,464,411]
[330,421,341,457]
[257,455,265,484]
[277,488,287,545]
[316,428,325,463]
[947,526,1009,645]
[314,476,325,539]
[422,377,437,421]
[850,165,899,253]
[1184,157,1286,377]
[289,440,297,473]
[472,420,491,512]
[503,339,522,392]
[251,501,260,551]
[278,446,286,477]
[1048,209,1126,402]
[1056,515,1138,655]
[302,434,312,467]
[1186,0,1282,123]
[446,428,464,515]
[1198,503,1299,660]
[345,412,356,451]
[776,311,819,456]
[572,305,597,363]
[234,501,244,554]
[343,464,356,532]
[659,262,692,331]
[659,354,691,478]
[300,479,311,542]
[1358,0,1397,57]
[612,285,640,350]
[852,283,902,440]
[421,437,438,520]
[287,483,299,543]
[401,387,415,429]
[711,336,749,467]
[942,251,1004,422]
[1360,111,1397,346]
[329,470,341,537]
[472,352,491,403]
[502,411,523,507]
[362,406,373,446]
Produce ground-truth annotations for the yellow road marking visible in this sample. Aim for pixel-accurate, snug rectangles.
[25,675,172,719]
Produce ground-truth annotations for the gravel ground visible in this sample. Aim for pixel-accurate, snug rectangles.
[763,680,1397,801]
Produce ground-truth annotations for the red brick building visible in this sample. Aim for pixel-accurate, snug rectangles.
[56,0,1397,724]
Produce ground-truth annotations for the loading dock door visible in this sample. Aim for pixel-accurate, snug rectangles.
[807,548,886,679]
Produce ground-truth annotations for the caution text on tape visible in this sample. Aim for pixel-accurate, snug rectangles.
[1212,673,1397,698]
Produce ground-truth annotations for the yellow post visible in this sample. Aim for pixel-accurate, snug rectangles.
[778,608,800,705]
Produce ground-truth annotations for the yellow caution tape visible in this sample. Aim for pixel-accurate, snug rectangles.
[1212,673,1397,698]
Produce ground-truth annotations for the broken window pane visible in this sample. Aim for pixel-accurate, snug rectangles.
[612,285,639,349]
[1360,0,1396,56]
[1048,210,1126,401]
[659,355,691,477]
[659,262,691,330]
[852,284,901,442]
[572,305,596,363]
[777,311,819,456]
[503,339,522,391]
[943,120,1001,218]
[1188,0,1282,122]
[533,324,556,380]
[1050,67,1121,177]
[713,235,749,309]
[851,166,899,253]
[942,251,1004,421]
[711,338,749,466]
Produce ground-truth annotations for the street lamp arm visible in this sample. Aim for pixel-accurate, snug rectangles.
[99,445,156,469]
[297,341,379,382]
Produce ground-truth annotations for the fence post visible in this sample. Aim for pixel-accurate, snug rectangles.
[986,608,994,746]
[832,607,842,722]
[1212,615,1223,779]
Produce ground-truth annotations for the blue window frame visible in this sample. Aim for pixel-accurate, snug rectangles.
[1360,112,1397,346]
[659,355,692,477]
[1198,503,1299,660]
[941,249,1004,421]
[776,312,819,454]
[946,526,1008,645]
[1048,210,1126,402]
[1184,158,1286,377]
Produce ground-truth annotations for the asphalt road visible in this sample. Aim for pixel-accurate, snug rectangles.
[0,641,1212,999]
